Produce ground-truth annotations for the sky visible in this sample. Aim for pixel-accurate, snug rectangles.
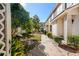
[21,3,56,22]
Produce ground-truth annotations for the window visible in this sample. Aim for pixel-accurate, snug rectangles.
[67,3,73,8]
[62,3,67,11]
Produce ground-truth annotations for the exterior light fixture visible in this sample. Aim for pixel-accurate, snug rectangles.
[72,19,74,24]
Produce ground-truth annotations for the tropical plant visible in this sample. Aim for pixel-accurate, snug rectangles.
[11,38,25,56]
[25,44,35,51]
[46,32,53,38]
[54,36,63,45]
[68,35,79,49]
[11,3,41,56]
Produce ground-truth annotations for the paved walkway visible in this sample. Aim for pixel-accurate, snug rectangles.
[40,34,66,56]
[31,34,66,56]
[31,34,79,56]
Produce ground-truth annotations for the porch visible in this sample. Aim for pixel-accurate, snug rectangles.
[51,6,79,44]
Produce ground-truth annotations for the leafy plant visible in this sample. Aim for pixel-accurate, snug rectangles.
[46,32,53,38]
[25,44,35,51]
[11,38,25,56]
[11,3,30,34]
[25,18,34,34]
[68,35,79,49]
[0,53,4,56]
[11,4,41,56]
[32,15,40,32]
[54,36,63,45]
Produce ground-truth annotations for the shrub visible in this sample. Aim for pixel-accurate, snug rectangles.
[25,44,35,51]
[43,30,46,34]
[24,34,41,52]
[0,53,4,56]
[22,33,27,39]
[68,35,79,49]
[11,38,25,56]
[46,32,53,38]
[54,36,63,45]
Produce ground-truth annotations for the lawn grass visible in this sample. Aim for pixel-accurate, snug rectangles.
[29,34,41,41]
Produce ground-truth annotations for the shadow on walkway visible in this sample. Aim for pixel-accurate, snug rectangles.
[30,44,47,56]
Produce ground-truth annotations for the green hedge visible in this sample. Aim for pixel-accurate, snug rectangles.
[46,32,53,38]
[46,32,63,45]
[53,36,63,44]
[68,35,79,49]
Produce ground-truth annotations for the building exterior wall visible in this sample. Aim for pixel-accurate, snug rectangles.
[44,18,52,32]
[57,18,64,36]
[57,4,65,16]
[51,3,79,19]
[72,15,79,35]
[52,21,57,36]
[67,7,79,36]
[45,3,79,44]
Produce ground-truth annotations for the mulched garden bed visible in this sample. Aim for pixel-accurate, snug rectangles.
[58,44,79,53]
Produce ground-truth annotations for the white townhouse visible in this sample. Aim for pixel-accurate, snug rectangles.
[44,3,79,44]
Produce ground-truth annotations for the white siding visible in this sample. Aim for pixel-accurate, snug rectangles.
[51,14,53,19]
[57,19,64,36]
[72,15,79,35]
[57,4,63,15]
[72,3,78,6]
[52,21,58,36]
[67,3,73,8]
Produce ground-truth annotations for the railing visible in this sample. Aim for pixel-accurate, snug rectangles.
[51,3,78,20]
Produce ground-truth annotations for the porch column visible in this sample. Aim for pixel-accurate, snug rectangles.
[63,14,72,44]
[63,15,68,44]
